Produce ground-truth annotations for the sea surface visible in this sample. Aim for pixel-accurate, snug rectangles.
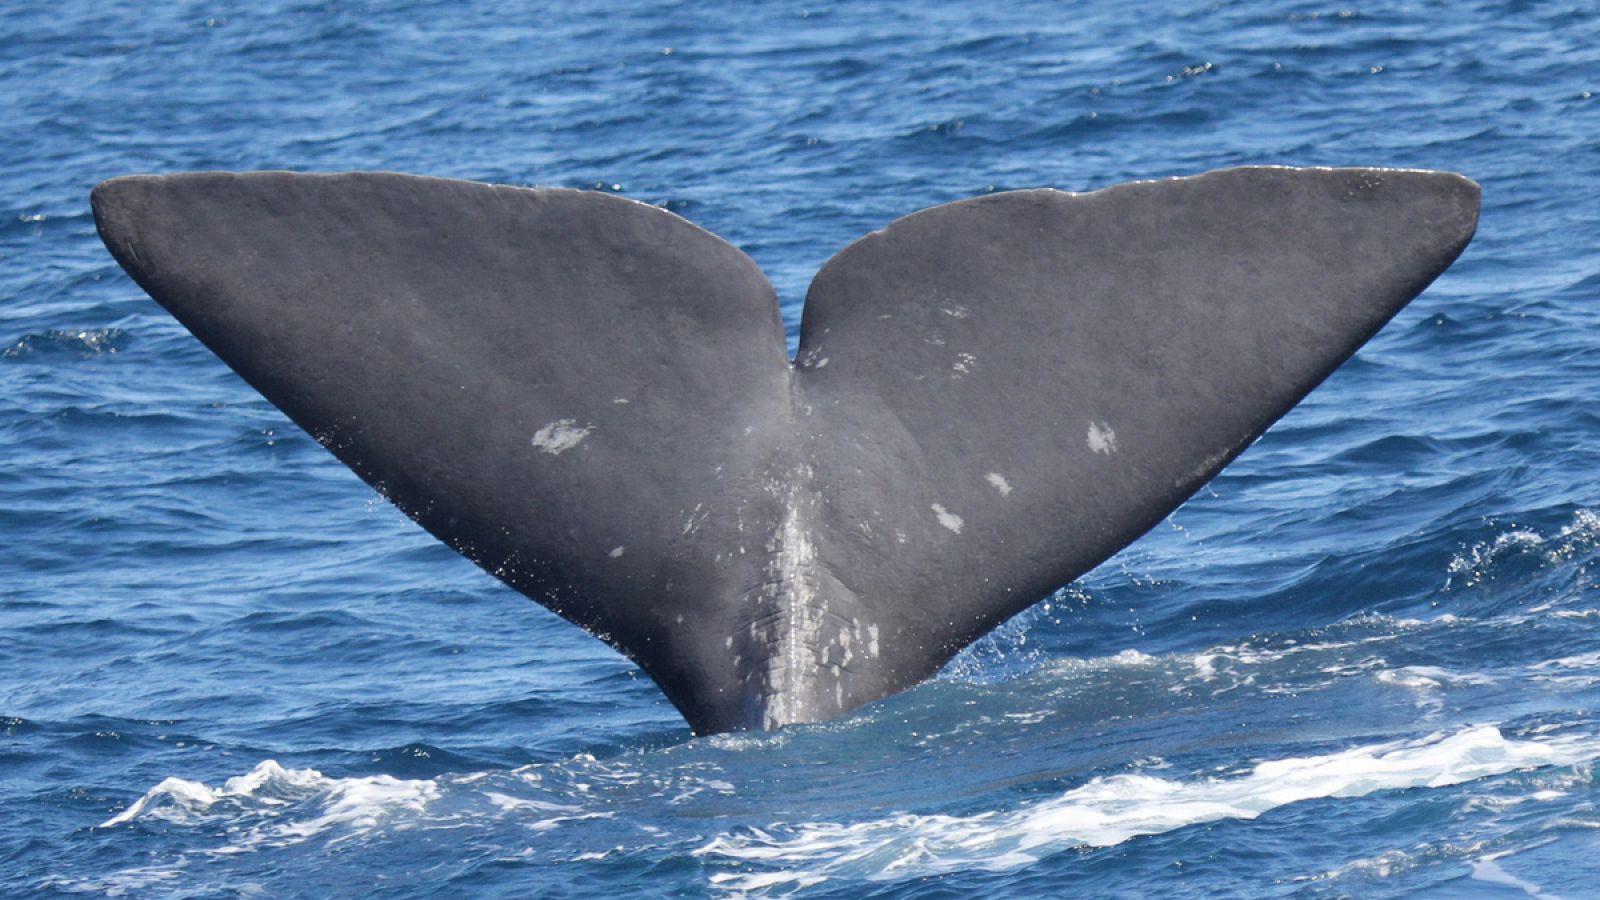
[3,0,1599,896]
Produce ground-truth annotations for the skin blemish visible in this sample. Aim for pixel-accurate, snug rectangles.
[531,419,592,455]
[986,472,1012,496]
[931,503,964,534]
[1087,421,1118,455]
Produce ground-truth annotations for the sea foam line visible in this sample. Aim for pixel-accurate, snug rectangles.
[696,726,1599,891]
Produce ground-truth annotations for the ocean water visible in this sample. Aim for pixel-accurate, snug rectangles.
[3,0,1599,895]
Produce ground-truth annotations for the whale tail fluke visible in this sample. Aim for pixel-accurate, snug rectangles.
[93,167,1479,733]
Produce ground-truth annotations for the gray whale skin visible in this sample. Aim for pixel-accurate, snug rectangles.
[91,166,1479,734]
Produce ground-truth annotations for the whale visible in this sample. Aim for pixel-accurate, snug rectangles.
[91,166,1479,734]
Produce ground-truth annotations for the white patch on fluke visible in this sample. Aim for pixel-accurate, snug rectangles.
[1087,420,1118,455]
[608,546,625,558]
[681,502,708,536]
[751,472,828,730]
[531,419,592,455]
[985,472,1012,496]
[931,504,964,534]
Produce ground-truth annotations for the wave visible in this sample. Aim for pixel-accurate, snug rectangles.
[1,327,127,359]
[694,726,1599,891]
[99,759,440,845]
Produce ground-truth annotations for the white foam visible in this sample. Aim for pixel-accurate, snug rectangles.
[1447,507,1600,589]
[101,760,324,827]
[695,726,1600,891]
[100,759,439,848]
[1470,849,1562,899]
[1375,665,1497,690]
[42,863,191,897]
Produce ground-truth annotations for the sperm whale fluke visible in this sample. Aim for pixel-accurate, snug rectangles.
[91,167,1479,734]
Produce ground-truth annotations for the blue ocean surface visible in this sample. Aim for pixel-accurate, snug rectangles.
[3,0,1600,895]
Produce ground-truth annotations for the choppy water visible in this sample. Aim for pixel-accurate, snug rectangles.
[4,0,1600,896]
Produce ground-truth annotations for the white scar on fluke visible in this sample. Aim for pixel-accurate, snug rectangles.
[531,419,592,455]
[1087,420,1118,455]
[931,503,964,534]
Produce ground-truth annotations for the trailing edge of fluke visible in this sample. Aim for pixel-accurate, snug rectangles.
[91,166,1480,734]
